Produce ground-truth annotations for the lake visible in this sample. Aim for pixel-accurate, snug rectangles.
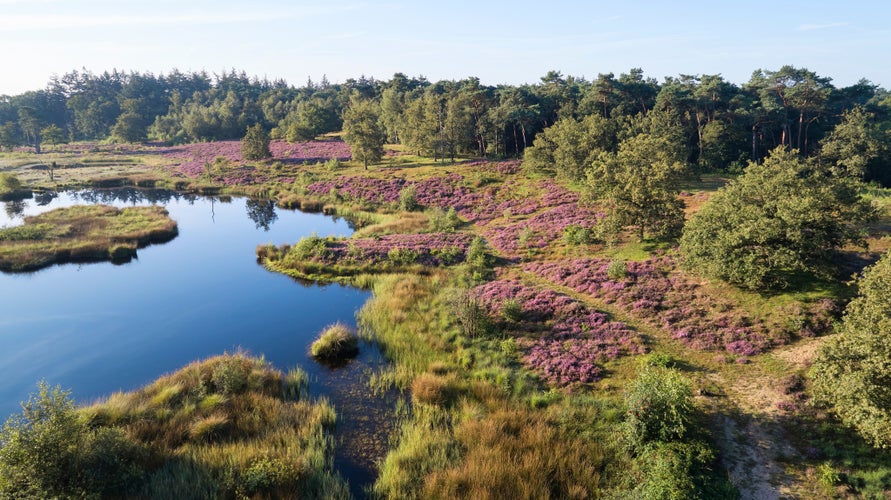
[0,188,392,497]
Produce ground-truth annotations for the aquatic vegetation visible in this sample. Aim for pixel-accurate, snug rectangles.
[0,205,177,272]
[310,323,359,361]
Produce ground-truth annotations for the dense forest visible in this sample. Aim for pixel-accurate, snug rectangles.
[2,66,890,183]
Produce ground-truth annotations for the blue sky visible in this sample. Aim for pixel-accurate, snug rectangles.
[1,0,889,95]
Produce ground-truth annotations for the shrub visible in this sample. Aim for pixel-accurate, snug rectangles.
[323,157,341,171]
[812,250,891,447]
[387,247,419,266]
[211,358,248,394]
[606,258,627,280]
[500,299,524,323]
[427,206,461,232]
[0,173,22,196]
[310,323,359,361]
[241,124,272,161]
[398,184,419,211]
[563,224,595,245]
[289,233,329,261]
[623,367,694,451]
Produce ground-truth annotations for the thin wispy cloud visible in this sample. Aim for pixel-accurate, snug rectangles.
[798,22,849,31]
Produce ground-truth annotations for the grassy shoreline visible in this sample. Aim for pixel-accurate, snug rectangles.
[0,204,178,272]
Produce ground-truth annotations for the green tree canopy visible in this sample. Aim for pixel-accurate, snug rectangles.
[680,147,875,289]
[586,113,690,241]
[241,123,271,161]
[40,124,67,149]
[819,105,891,182]
[812,251,891,448]
[342,96,385,169]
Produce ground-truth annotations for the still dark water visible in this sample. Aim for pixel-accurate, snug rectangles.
[0,189,392,497]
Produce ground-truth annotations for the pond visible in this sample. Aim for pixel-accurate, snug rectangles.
[0,189,392,497]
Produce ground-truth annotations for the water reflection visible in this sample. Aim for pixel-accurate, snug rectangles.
[245,198,278,231]
[4,199,26,218]
[34,191,58,206]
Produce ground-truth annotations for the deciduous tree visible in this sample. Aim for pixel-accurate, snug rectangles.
[680,147,875,289]
[342,97,385,169]
[812,251,891,448]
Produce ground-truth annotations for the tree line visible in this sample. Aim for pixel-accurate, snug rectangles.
[1,66,889,180]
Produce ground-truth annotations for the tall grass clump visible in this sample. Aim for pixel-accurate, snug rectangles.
[310,323,359,361]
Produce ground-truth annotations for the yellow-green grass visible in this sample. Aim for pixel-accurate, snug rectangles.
[310,322,359,361]
[80,353,348,498]
[0,204,177,272]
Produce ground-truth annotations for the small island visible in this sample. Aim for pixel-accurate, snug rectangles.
[0,204,178,272]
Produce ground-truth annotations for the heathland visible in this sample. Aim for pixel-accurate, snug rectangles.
[2,67,891,498]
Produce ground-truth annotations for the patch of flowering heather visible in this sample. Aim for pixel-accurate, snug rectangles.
[524,257,777,355]
[268,139,351,163]
[484,203,603,255]
[312,232,473,267]
[158,139,350,178]
[473,279,645,385]
[463,159,523,175]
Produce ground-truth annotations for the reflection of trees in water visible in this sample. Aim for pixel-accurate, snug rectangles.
[34,191,58,206]
[73,188,189,205]
[4,199,26,218]
[245,198,278,231]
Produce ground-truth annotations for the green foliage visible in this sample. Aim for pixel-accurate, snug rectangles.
[606,258,627,280]
[812,250,891,448]
[288,233,329,261]
[500,298,523,323]
[562,224,597,245]
[427,206,461,233]
[111,111,147,143]
[398,184,419,211]
[447,288,490,338]
[0,173,22,196]
[623,366,694,451]
[681,147,875,289]
[387,247,419,266]
[323,157,341,171]
[524,113,618,181]
[210,357,248,394]
[342,96,386,169]
[0,382,144,498]
[586,117,690,241]
[240,123,271,161]
[819,105,890,181]
[0,121,19,151]
[40,124,68,149]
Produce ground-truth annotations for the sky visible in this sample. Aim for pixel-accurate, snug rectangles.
[1,0,890,95]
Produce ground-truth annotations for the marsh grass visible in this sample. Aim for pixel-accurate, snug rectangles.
[78,353,349,498]
[310,323,360,362]
[0,204,177,272]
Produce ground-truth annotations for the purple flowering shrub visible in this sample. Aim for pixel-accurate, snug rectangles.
[473,279,645,385]
[308,175,600,255]
[524,257,782,355]
[158,139,351,181]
